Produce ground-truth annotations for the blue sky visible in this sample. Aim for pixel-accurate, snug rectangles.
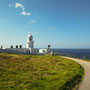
[0,0,90,48]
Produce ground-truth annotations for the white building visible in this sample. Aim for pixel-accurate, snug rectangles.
[6,33,38,54]
[39,49,48,54]
[39,45,51,54]
[0,33,52,54]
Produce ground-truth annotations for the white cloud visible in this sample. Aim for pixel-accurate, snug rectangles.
[15,3,25,11]
[8,3,31,16]
[48,26,54,30]
[28,20,37,24]
[30,20,36,23]
[8,4,15,7]
[34,32,38,35]
[22,11,31,16]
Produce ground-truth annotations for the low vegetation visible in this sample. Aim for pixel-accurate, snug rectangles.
[0,53,84,90]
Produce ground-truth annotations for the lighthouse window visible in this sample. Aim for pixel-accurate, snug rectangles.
[29,36,32,41]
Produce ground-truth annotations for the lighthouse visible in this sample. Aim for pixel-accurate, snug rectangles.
[27,33,34,49]
[4,32,38,54]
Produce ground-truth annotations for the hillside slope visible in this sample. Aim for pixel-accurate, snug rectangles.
[0,53,84,90]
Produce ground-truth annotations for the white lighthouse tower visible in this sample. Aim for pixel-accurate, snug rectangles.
[5,32,38,54]
[27,33,34,49]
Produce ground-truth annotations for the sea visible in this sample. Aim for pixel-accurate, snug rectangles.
[52,49,90,60]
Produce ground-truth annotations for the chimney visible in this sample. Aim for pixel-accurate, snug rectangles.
[1,46,3,49]
[48,45,51,49]
[20,45,22,49]
[11,46,13,48]
[16,45,18,48]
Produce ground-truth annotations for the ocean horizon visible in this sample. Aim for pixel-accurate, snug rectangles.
[52,49,90,60]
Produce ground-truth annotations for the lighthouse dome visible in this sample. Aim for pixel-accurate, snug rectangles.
[27,33,33,41]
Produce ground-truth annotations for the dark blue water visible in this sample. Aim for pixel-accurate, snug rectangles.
[53,49,90,60]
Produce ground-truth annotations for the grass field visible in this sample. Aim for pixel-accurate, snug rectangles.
[0,53,84,90]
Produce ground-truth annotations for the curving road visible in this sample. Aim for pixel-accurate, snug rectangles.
[61,56,90,90]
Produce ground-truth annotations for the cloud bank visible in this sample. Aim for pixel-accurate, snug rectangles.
[30,20,36,23]
[48,26,54,30]
[22,11,31,16]
[8,3,31,16]
[28,20,37,24]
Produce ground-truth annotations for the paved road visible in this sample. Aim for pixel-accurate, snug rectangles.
[61,56,90,90]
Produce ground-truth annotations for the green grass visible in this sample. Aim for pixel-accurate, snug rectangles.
[0,53,84,90]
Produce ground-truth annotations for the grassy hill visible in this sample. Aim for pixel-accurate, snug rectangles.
[0,53,84,90]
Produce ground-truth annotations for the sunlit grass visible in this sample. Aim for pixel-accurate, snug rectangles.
[0,53,84,90]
